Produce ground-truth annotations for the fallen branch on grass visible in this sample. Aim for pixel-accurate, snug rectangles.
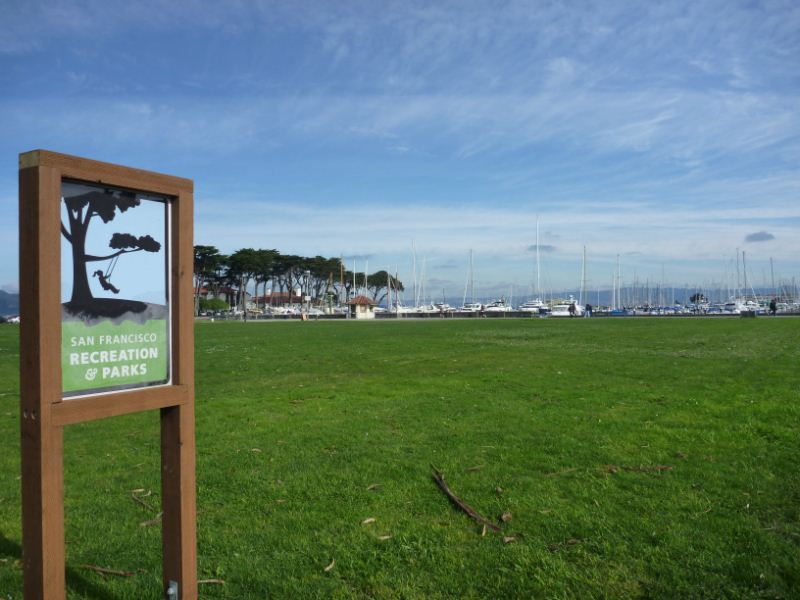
[131,491,157,512]
[80,564,135,578]
[199,579,226,585]
[626,464,674,472]
[544,467,579,477]
[431,465,501,532]
[602,464,674,474]
[140,512,163,527]
[548,538,582,552]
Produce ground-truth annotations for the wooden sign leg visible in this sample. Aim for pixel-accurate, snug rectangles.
[21,413,65,600]
[161,404,197,599]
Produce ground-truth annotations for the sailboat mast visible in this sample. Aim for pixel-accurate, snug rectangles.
[611,273,616,310]
[770,257,775,297]
[736,248,741,299]
[339,256,344,304]
[395,267,400,315]
[421,257,427,307]
[412,240,418,308]
[536,218,541,299]
[462,253,469,308]
[742,250,748,300]
[580,245,586,306]
[470,249,475,304]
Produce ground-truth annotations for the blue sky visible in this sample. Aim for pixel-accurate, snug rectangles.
[2,0,799,300]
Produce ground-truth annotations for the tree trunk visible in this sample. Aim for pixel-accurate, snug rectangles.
[69,225,93,306]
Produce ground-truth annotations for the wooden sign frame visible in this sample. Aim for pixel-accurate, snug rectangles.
[19,150,196,599]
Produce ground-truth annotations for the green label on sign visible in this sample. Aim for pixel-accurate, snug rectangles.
[62,318,169,396]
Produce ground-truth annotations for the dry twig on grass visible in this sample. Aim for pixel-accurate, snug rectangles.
[140,512,163,527]
[548,538,582,552]
[602,464,674,474]
[130,491,157,512]
[199,578,226,585]
[431,465,501,533]
[544,467,579,477]
[80,564,135,578]
[626,464,673,472]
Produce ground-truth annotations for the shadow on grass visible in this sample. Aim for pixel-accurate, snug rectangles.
[0,533,124,600]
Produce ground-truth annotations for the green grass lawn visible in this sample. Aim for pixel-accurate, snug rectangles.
[0,318,798,599]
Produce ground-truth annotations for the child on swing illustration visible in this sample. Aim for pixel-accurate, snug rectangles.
[93,269,120,294]
[92,253,121,294]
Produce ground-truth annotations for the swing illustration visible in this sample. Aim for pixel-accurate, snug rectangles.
[93,254,121,294]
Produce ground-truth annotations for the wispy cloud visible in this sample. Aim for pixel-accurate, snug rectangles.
[1,1,799,292]
[745,231,776,243]
[526,244,557,253]
[195,194,800,271]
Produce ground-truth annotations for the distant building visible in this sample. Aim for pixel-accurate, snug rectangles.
[347,295,376,319]
[253,292,304,306]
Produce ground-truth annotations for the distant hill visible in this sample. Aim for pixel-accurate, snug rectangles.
[0,290,19,317]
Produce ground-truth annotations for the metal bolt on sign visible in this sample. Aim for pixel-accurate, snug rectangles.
[166,580,179,600]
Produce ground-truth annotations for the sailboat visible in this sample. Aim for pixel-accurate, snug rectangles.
[551,248,587,317]
[520,218,549,314]
[722,250,764,315]
[459,250,483,312]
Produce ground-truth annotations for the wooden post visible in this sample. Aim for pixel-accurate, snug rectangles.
[19,160,66,600]
[161,185,197,599]
[18,150,196,599]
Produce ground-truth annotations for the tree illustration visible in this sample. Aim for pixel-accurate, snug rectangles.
[61,187,161,309]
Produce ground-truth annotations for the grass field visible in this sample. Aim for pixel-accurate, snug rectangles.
[0,318,798,599]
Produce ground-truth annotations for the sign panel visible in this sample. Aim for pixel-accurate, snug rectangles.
[60,179,171,397]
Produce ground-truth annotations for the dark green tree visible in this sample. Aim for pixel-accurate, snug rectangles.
[367,271,404,305]
[254,249,280,308]
[193,245,223,315]
[227,248,261,314]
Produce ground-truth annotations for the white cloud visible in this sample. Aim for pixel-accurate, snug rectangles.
[192,192,800,288]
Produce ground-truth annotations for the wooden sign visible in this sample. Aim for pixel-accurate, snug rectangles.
[19,150,197,599]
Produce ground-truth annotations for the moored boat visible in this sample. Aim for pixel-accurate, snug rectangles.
[459,302,483,313]
[518,298,549,314]
[484,298,513,312]
[550,296,584,317]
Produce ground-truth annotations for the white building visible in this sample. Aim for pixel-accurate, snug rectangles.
[348,295,377,320]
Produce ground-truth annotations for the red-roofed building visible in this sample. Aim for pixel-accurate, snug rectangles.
[347,295,376,319]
